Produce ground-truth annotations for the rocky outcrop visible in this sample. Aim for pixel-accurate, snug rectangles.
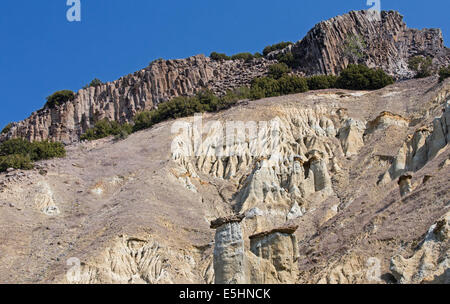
[172,106,342,226]
[398,174,413,197]
[1,56,274,143]
[248,226,299,284]
[390,212,449,284]
[380,101,450,184]
[292,10,449,78]
[65,235,184,284]
[2,10,448,144]
[211,218,300,284]
[337,119,366,157]
[211,215,247,284]
[366,111,409,134]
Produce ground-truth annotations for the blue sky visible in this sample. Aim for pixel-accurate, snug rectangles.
[0,0,449,129]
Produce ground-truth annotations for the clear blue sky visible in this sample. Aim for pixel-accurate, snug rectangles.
[0,0,448,129]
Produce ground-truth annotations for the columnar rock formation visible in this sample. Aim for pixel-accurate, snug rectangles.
[210,215,247,284]
[0,56,274,143]
[292,10,450,78]
[2,10,448,143]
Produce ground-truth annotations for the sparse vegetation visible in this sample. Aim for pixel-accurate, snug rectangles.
[45,90,76,109]
[335,64,394,90]
[133,88,249,132]
[83,78,103,89]
[210,52,231,61]
[210,52,261,62]
[0,154,33,172]
[276,52,297,68]
[263,42,293,57]
[268,63,292,79]
[1,123,12,135]
[78,62,393,140]
[439,65,450,82]
[0,138,66,172]
[408,56,433,78]
[149,58,165,66]
[343,34,367,63]
[80,119,133,141]
[231,53,255,62]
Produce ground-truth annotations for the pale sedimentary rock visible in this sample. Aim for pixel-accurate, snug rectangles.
[338,118,365,157]
[390,212,450,284]
[211,215,247,284]
[366,111,409,134]
[398,174,413,197]
[248,226,299,284]
[308,151,333,194]
[380,102,450,184]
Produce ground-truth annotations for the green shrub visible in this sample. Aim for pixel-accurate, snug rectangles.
[439,65,450,82]
[336,64,394,90]
[253,52,263,59]
[250,75,308,100]
[83,78,103,89]
[231,52,255,62]
[0,154,33,171]
[210,52,231,61]
[263,42,293,57]
[30,141,66,161]
[45,90,75,109]
[0,138,66,172]
[1,123,12,135]
[343,34,367,63]
[276,52,296,68]
[80,119,132,141]
[0,138,33,157]
[133,88,250,133]
[408,56,433,78]
[268,63,291,79]
[307,75,338,90]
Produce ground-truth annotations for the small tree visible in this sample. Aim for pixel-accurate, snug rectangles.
[438,65,450,82]
[45,90,75,109]
[343,34,367,63]
[268,63,291,79]
[83,78,103,89]
[231,53,255,62]
[1,123,12,134]
[263,42,293,56]
[210,52,231,61]
[408,56,433,78]
[0,154,33,172]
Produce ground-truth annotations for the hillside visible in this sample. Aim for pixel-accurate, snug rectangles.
[0,76,448,283]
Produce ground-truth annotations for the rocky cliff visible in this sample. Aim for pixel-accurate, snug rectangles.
[1,10,448,144]
[292,10,450,77]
